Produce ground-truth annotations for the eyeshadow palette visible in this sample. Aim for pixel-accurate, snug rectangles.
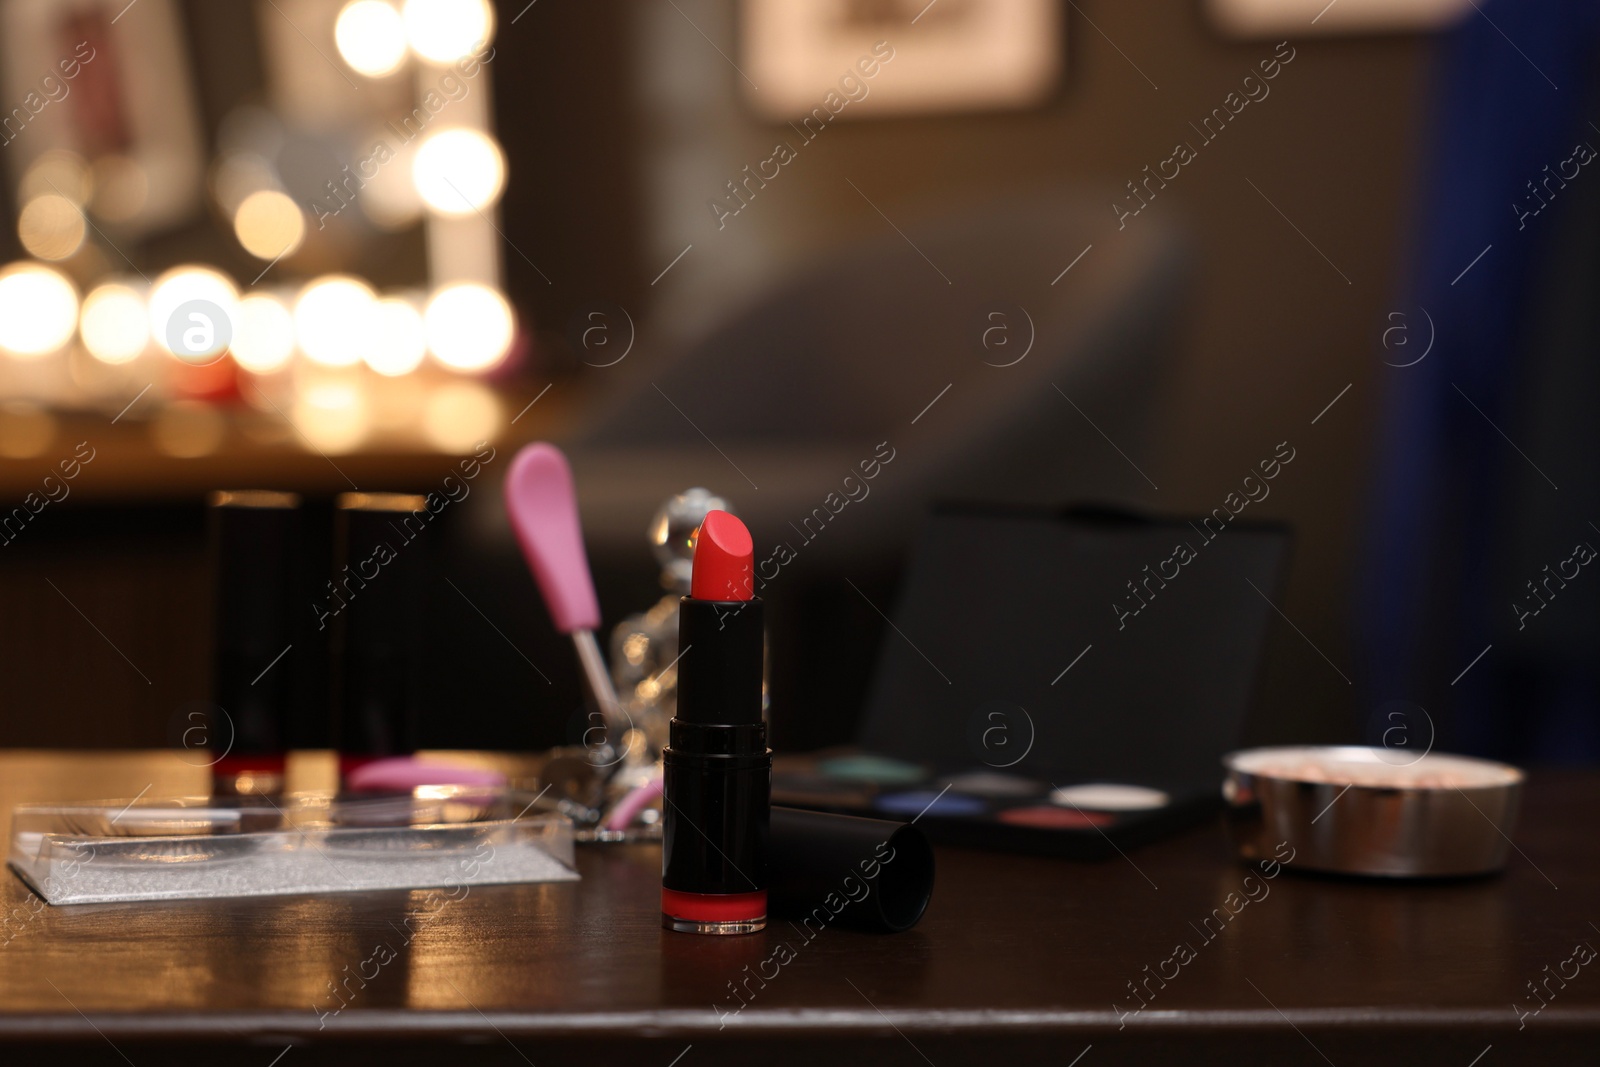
[781,505,1290,857]
[773,759,1216,858]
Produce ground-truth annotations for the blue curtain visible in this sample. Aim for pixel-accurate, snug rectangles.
[1362,0,1600,763]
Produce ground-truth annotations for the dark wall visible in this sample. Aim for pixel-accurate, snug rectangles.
[0,2,1436,750]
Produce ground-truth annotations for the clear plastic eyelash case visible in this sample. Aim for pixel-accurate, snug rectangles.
[8,787,578,905]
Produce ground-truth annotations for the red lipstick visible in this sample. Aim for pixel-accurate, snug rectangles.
[661,510,771,934]
[690,510,754,601]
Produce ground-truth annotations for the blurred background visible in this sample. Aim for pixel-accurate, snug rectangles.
[0,0,1592,767]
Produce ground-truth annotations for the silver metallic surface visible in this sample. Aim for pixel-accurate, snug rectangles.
[1222,745,1524,878]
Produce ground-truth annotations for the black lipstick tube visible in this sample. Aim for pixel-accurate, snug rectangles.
[208,490,299,796]
[661,595,770,934]
[331,492,426,781]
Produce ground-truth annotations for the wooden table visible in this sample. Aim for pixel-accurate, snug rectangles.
[0,752,1595,1065]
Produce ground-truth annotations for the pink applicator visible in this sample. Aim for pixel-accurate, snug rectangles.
[346,757,507,793]
[505,443,628,755]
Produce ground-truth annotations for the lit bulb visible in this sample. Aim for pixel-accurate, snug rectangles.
[80,283,148,365]
[148,266,239,364]
[412,128,505,216]
[294,276,376,368]
[365,297,427,376]
[233,190,305,260]
[232,294,296,374]
[422,380,500,451]
[0,263,79,358]
[336,0,409,77]
[424,283,513,372]
[402,0,494,65]
[18,195,86,261]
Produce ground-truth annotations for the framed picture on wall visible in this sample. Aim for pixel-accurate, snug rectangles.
[740,0,1061,120]
[1207,0,1471,36]
[0,0,206,238]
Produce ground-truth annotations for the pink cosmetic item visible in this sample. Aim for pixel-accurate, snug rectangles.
[345,757,508,793]
[604,771,663,832]
[504,443,628,747]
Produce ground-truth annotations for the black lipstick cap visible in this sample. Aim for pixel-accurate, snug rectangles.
[208,490,300,792]
[332,492,428,765]
[768,807,935,933]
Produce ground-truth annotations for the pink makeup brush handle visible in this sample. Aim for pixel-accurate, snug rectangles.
[505,443,601,633]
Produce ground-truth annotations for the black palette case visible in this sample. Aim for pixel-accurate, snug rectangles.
[777,505,1291,857]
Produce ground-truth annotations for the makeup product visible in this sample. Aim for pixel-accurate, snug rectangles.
[943,770,1046,798]
[504,444,627,757]
[1224,745,1524,877]
[10,787,578,905]
[332,492,428,780]
[1049,783,1170,810]
[345,757,508,793]
[604,771,663,833]
[661,510,770,934]
[816,753,926,785]
[765,768,877,810]
[767,807,934,933]
[777,505,1290,858]
[997,806,1115,830]
[207,490,300,796]
[873,790,988,819]
[771,758,1200,859]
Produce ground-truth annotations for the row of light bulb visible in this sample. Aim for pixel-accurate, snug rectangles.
[0,262,515,375]
[335,0,495,77]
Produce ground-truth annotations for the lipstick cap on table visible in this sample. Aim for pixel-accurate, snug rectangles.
[333,492,428,772]
[208,490,301,794]
[768,807,935,933]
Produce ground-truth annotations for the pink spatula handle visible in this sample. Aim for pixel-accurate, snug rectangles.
[504,443,601,633]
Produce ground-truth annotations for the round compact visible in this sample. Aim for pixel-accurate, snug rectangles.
[1223,745,1524,878]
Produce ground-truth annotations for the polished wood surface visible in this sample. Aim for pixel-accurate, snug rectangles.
[0,751,1595,1065]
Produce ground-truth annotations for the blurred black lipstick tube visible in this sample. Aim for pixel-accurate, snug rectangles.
[208,490,299,795]
[331,492,427,781]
